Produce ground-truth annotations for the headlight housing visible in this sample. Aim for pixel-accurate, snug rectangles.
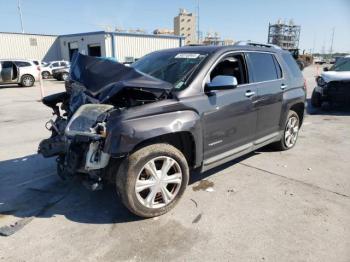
[65,104,113,137]
[316,76,327,87]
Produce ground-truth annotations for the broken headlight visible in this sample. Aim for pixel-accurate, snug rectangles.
[316,76,327,87]
[65,104,113,137]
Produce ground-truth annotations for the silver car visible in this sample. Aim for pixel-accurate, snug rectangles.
[0,59,40,87]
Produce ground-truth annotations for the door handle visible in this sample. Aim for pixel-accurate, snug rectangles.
[245,90,255,97]
[281,84,288,90]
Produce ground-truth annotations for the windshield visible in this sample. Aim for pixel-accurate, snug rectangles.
[330,58,350,72]
[131,51,208,89]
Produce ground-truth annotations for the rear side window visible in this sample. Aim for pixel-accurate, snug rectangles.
[282,53,302,78]
[52,62,60,67]
[14,61,31,67]
[247,53,281,82]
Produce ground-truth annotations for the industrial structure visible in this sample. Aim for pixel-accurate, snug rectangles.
[0,31,184,63]
[202,32,234,46]
[174,9,197,45]
[267,19,301,50]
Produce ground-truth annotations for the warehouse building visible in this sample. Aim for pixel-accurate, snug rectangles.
[59,31,184,63]
[0,31,184,63]
[0,32,60,61]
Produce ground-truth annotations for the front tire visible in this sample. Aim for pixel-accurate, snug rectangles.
[273,110,300,151]
[116,143,189,218]
[20,75,35,87]
[311,90,322,108]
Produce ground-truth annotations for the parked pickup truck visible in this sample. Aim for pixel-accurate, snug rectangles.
[38,43,306,217]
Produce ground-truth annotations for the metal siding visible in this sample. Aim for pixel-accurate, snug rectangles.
[59,34,110,61]
[114,35,181,62]
[0,33,60,61]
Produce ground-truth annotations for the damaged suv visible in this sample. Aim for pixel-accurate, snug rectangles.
[38,43,306,217]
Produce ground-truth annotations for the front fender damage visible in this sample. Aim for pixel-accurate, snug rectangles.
[37,53,174,189]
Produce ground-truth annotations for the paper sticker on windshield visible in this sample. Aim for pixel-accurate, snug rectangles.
[175,53,200,59]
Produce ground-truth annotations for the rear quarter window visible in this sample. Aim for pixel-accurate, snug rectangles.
[281,53,303,78]
[247,52,281,82]
[14,61,31,67]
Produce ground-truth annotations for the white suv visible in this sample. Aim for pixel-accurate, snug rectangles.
[0,59,40,87]
[41,61,70,79]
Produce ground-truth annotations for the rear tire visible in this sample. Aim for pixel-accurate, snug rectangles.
[116,143,189,218]
[42,71,50,79]
[311,90,322,108]
[273,110,300,151]
[61,72,69,81]
[20,75,35,87]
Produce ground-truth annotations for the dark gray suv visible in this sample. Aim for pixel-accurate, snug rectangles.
[39,43,306,217]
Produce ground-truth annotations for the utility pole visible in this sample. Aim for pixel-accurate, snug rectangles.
[329,27,335,55]
[196,0,200,44]
[17,0,24,33]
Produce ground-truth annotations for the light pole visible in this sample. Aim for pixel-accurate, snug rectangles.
[18,0,24,33]
[196,0,200,44]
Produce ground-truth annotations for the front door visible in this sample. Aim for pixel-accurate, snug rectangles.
[202,53,258,163]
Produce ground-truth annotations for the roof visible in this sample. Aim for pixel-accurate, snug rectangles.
[0,31,184,40]
[157,44,288,54]
[0,31,58,37]
[59,31,185,40]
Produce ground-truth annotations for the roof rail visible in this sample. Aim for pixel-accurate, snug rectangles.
[234,41,282,50]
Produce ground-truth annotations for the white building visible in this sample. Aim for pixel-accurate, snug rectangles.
[0,31,184,63]
[0,32,60,61]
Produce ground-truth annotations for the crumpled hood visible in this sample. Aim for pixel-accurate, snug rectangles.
[69,53,172,99]
[321,71,350,83]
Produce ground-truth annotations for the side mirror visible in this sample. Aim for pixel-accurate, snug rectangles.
[205,75,238,92]
[323,67,329,71]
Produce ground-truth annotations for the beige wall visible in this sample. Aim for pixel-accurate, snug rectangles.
[0,33,60,61]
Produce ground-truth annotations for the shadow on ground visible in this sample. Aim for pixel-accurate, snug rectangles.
[0,154,140,236]
[0,149,260,236]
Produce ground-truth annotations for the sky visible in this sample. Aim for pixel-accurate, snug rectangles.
[1,0,349,53]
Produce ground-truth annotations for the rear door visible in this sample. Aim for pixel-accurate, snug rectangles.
[246,52,284,141]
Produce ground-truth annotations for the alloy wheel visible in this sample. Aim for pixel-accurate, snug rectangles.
[284,116,299,148]
[135,156,182,209]
[23,76,33,86]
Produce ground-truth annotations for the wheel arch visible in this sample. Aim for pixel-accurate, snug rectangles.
[20,74,35,86]
[104,110,203,169]
[290,102,305,126]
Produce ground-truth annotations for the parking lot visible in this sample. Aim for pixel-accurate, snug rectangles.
[0,65,349,261]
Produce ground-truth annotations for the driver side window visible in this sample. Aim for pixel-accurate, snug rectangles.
[209,54,248,85]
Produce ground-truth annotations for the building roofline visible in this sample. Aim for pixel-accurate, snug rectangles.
[59,31,185,39]
[0,30,185,40]
[0,31,58,37]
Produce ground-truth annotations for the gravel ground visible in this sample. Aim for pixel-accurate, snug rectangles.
[0,67,349,262]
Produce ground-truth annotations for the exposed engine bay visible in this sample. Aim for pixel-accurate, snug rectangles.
[38,54,172,189]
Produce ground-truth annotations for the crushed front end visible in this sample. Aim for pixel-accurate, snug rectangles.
[38,53,172,189]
